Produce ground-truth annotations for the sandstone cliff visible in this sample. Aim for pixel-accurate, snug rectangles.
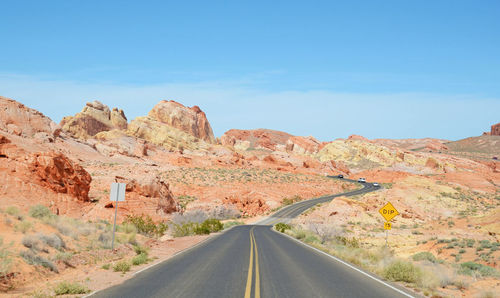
[60,100,127,139]
[127,100,215,151]
[0,96,60,139]
[221,129,322,155]
[147,100,215,143]
[491,122,500,136]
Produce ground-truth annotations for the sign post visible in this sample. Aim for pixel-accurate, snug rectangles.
[379,202,399,248]
[110,183,126,250]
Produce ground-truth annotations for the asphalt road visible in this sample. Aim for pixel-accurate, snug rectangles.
[92,178,414,298]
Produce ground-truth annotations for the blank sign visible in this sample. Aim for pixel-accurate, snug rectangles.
[110,183,126,202]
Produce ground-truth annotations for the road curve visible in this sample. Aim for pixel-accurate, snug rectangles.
[92,177,414,298]
[258,177,378,225]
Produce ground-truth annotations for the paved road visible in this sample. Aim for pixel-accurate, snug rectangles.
[92,178,414,298]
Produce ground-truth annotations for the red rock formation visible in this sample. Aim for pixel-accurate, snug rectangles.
[491,122,500,136]
[0,96,59,138]
[28,152,92,201]
[115,175,177,214]
[286,136,322,155]
[222,195,269,216]
[147,100,215,143]
[221,129,292,151]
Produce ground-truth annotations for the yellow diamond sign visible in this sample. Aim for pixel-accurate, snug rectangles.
[379,202,399,222]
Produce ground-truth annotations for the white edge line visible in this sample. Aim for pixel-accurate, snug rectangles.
[84,225,240,297]
[272,228,416,298]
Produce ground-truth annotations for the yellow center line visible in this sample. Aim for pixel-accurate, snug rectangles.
[244,227,255,298]
[253,228,260,298]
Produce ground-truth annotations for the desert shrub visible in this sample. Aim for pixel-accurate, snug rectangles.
[172,219,223,237]
[0,237,13,276]
[132,253,149,266]
[275,222,291,233]
[37,233,65,250]
[117,222,137,234]
[282,195,302,206]
[29,205,53,219]
[412,252,437,263]
[304,235,320,244]
[53,252,73,263]
[14,220,33,234]
[133,245,149,255]
[223,221,244,229]
[98,232,112,248]
[172,222,198,237]
[459,262,499,277]
[198,219,223,234]
[53,281,90,295]
[22,235,41,251]
[334,236,360,248]
[101,263,110,270]
[113,260,131,273]
[20,250,58,273]
[171,210,208,225]
[207,205,241,220]
[5,206,21,216]
[383,260,422,283]
[124,214,167,237]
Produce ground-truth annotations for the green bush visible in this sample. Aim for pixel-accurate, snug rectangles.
[133,245,149,255]
[383,260,422,283]
[132,253,149,266]
[459,262,499,277]
[101,263,111,270]
[29,205,53,219]
[0,237,13,276]
[113,260,131,273]
[281,195,302,206]
[198,219,223,234]
[124,214,167,237]
[5,206,21,216]
[412,252,437,263]
[275,222,291,233]
[14,220,33,234]
[54,281,90,295]
[172,219,223,237]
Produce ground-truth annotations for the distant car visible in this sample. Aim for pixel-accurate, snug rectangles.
[337,174,344,178]
[373,183,379,187]
[357,178,366,183]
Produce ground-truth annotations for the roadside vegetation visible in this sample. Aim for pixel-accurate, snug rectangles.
[0,205,158,293]
[278,223,499,297]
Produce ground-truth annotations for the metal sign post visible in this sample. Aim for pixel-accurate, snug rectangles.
[110,183,126,250]
[380,203,398,248]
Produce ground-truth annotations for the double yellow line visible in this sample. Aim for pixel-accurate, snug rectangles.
[244,227,260,298]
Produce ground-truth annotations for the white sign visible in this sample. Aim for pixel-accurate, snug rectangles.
[110,183,126,202]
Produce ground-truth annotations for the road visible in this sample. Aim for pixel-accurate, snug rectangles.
[92,178,414,298]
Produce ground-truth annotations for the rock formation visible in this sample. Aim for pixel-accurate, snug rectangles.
[147,100,215,143]
[127,100,215,151]
[115,175,177,214]
[28,152,92,201]
[60,100,127,139]
[491,122,500,136]
[0,96,59,138]
[221,129,323,155]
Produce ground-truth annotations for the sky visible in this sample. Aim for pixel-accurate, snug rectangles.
[1,0,499,141]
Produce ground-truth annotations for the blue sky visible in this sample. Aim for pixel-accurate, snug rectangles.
[1,0,499,141]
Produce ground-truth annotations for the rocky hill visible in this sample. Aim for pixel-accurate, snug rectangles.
[60,100,127,139]
[221,128,323,155]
